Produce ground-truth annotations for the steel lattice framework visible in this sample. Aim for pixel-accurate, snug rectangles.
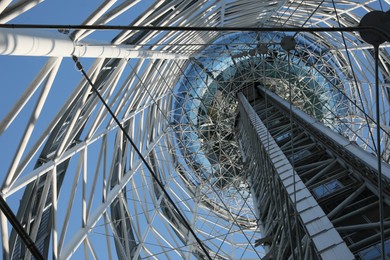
[1,0,390,259]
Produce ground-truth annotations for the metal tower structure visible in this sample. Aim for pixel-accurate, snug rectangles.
[1,0,390,259]
[239,85,390,259]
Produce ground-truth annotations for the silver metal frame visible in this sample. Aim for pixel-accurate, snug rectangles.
[1,0,390,259]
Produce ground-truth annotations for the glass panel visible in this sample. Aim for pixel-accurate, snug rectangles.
[289,149,311,163]
[275,132,290,142]
[313,185,327,198]
[326,179,343,192]
[358,244,381,259]
[312,179,343,199]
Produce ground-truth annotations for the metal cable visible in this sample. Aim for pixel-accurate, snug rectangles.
[0,196,44,260]
[330,0,377,152]
[0,23,389,36]
[131,59,263,257]
[287,50,301,259]
[168,60,264,258]
[166,60,264,258]
[71,55,212,260]
[292,0,326,38]
[374,44,386,260]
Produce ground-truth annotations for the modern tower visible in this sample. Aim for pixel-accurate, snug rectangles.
[1,1,390,259]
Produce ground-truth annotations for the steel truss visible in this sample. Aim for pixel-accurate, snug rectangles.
[0,0,390,259]
[238,85,390,259]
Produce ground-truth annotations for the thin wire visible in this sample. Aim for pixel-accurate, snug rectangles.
[265,47,300,259]
[93,226,263,259]
[165,60,263,258]
[124,74,259,254]
[0,23,388,36]
[292,0,326,38]
[279,0,306,29]
[71,55,213,260]
[95,185,259,231]
[330,0,377,152]
[267,0,299,29]
[213,191,255,258]
[151,59,265,245]
[121,156,258,228]
[379,0,384,12]
[261,39,274,257]
[288,48,304,259]
[0,196,44,260]
[374,44,385,260]
[244,92,294,258]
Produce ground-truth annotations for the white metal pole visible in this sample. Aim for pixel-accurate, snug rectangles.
[0,28,189,59]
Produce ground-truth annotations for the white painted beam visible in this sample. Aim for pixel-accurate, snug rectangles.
[58,131,166,260]
[0,28,189,59]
